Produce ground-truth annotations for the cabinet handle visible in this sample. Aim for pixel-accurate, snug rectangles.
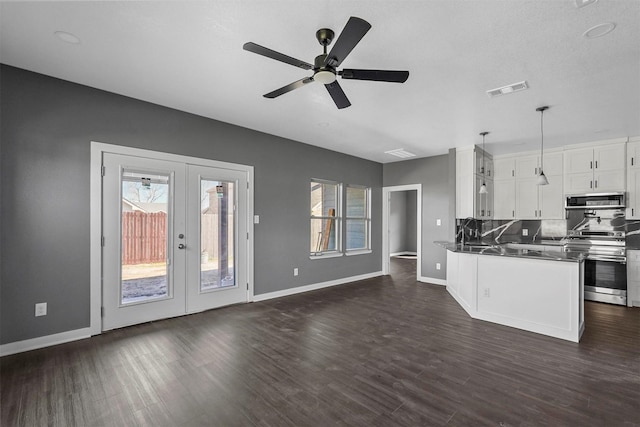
[590,181,593,189]
[632,157,635,166]
[488,210,491,216]
[595,160,598,169]
[512,210,515,218]
[512,170,514,177]
[590,161,593,169]
[633,208,635,216]
[595,180,598,188]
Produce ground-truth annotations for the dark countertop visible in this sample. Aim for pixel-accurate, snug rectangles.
[434,241,585,263]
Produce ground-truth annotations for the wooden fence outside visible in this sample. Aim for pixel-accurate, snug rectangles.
[122,211,167,265]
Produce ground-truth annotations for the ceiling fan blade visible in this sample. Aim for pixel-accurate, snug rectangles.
[340,69,409,83]
[243,42,313,70]
[325,81,351,109]
[264,77,314,99]
[325,17,371,68]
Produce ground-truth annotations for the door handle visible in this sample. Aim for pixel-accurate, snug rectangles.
[178,244,186,249]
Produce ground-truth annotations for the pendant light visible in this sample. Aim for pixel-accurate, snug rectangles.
[536,106,550,185]
[478,131,489,194]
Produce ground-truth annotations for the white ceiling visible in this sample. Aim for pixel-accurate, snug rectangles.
[1,0,639,163]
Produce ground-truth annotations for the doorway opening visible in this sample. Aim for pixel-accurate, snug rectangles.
[382,184,422,280]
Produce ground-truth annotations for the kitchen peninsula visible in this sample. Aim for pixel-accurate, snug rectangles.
[437,242,585,342]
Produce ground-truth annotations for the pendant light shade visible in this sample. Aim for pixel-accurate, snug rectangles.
[536,106,549,186]
[478,131,489,194]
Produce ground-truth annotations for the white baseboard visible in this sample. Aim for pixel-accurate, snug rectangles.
[253,271,383,302]
[390,251,418,257]
[418,276,447,286]
[1,327,92,357]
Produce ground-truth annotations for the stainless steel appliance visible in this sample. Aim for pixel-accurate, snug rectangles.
[565,192,625,210]
[564,204,627,305]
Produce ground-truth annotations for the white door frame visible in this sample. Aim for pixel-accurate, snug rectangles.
[90,141,254,335]
[381,184,422,280]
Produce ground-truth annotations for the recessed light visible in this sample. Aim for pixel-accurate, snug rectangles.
[54,31,81,44]
[583,22,616,39]
[385,149,416,158]
[575,0,598,8]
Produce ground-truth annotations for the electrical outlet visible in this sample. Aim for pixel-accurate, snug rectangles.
[436,219,441,226]
[522,228,529,236]
[436,263,441,270]
[293,268,299,276]
[483,288,490,298]
[35,302,47,317]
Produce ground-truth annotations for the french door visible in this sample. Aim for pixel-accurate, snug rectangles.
[102,152,248,331]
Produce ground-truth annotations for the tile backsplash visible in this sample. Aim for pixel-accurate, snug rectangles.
[456,217,640,248]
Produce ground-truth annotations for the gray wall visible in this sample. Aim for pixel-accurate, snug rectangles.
[405,190,417,252]
[383,154,455,280]
[389,191,417,254]
[389,192,408,254]
[0,65,383,344]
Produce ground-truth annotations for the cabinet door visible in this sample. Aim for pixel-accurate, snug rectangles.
[493,157,516,180]
[628,141,640,170]
[593,170,625,192]
[486,158,494,179]
[539,177,564,219]
[515,178,538,219]
[594,143,625,171]
[564,172,594,194]
[486,179,494,218]
[627,169,640,218]
[493,179,516,219]
[564,147,594,174]
[476,174,486,218]
[542,152,563,176]
[515,155,539,178]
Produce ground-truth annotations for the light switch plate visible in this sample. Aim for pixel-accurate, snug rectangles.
[522,229,529,236]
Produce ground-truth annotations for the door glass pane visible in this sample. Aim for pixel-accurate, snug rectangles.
[200,179,235,291]
[121,170,169,304]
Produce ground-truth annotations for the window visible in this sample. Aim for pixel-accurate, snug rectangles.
[346,185,371,252]
[310,180,341,255]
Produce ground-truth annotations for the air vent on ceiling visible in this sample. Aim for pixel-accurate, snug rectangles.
[575,0,598,8]
[487,81,529,98]
[385,149,416,158]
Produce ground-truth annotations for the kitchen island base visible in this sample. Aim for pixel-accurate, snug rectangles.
[446,250,584,342]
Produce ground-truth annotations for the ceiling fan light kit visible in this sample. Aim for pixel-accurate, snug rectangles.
[243,17,409,109]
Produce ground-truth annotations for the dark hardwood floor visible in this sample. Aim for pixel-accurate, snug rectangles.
[2,258,639,426]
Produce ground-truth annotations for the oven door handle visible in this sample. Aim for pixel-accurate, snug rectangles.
[586,255,626,263]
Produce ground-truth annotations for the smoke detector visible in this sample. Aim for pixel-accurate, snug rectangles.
[487,81,529,98]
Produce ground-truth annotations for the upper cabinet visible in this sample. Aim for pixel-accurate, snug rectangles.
[456,146,493,219]
[563,142,626,193]
[626,138,640,219]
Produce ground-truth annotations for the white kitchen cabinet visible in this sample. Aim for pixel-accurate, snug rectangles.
[456,146,493,219]
[475,175,493,219]
[626,139,640,218]
[626,250,640,307]
[539,177,564,219]
[493,157,515,180]
[564,142,626,193]
[515,175,564,219]
[475,148,493,178]
[516,152,563,178]
[493,179,516,219]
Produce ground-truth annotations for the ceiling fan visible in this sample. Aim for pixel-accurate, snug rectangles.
[243,16,409,109]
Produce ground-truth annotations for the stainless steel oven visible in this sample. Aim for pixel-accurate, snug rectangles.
[564,204,628,305]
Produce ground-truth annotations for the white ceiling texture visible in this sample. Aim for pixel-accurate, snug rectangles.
[1,0,639,163]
